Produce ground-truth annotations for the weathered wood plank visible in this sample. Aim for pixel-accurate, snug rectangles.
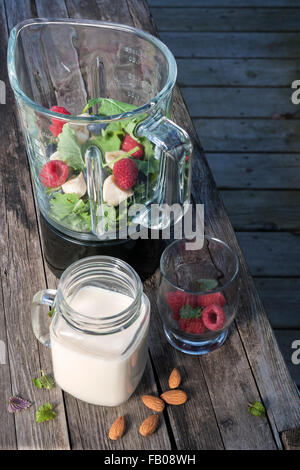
[221,189,300,231]
[4,0,34,30]
[182,88,296,118]
[0,1,17,451]
[274,331,300,386]
[151,7,300,32]
[149,1,300,6]
[255,278,300,329]
[65,0,132,22]
[1,0,70,451]
[207,153,300,189]
[0,275,17,450]
[199,323,278,449]
[159,32,300,58]
[5,0,56,108]
[35,0,86,113]
[236,232,300,277]
[194,119,300,153]
[177,58,300,87]
[35,0,68,18]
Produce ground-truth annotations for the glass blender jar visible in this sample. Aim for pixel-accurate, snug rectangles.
[8,19,192,278]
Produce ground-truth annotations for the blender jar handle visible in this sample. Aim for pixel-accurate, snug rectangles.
[136,115,193,206]
[31,289,57,348]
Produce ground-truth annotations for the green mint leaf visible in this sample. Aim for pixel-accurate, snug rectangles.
[50,193,91,231]
[180,305,203,319]
[33,371,55,390]
[50,193,80,220]
[36,403,56,423]
[48,307,55,319]
[82,97,103,114]
[57,124,84,171]
[248,401,266,417]
[134,157,159,176]
[85,98,154,159]
[33,378,43,389]
[197,279,218,291]
[90,130,123,154]
[98,98,137,116]
[138,135,154,159]
[64,211,91,232]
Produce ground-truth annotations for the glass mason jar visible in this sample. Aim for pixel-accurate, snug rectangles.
[8,19,192,240]
[158,237,239,355]
[31,256,150,406]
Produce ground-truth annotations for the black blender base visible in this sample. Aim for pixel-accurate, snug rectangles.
[40,214,165,280]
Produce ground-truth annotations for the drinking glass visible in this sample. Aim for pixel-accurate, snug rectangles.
[158,236,239,355]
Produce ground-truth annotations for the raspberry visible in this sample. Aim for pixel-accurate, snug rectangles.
[178,318,190,332]
[202,304,226,331]
[113,158,138,190]
[40,160,69,188]
[167,291,188,319]
[197,292,226,308]
[179,317,206,334]
[186,294,198,308]
[49,106,71,137]
[121,134,144,159]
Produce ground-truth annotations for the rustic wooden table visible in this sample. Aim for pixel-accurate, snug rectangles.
[0,0,299,450]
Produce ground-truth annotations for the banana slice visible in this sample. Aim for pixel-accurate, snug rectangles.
[69,113,90,145]
[105,150,126,169]
[75,128,89,145]
[49,151,62,161]
[103,175,133,207]
[62,172,87,198]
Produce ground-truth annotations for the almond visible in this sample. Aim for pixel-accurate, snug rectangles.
[108,416,126,440]
[139,414,159,437]
[168,368,181,389]
[141,395,165,412]
[161,389,187,405]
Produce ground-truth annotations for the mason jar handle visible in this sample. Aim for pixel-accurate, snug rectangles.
[31,289,57,348]
[136,114,192,207]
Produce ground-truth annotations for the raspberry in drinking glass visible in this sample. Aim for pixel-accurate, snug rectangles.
[202,304,226,331]
[167,291,188,319]
[179,317,206,334]
[197,292,226,308]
